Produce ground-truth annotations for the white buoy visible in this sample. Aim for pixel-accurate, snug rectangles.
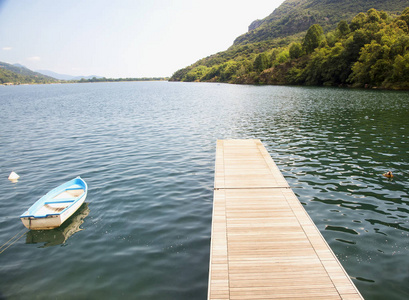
[8,171,20,182]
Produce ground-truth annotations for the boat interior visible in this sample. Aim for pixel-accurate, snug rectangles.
[37,188,85,215]
[54,188,84,199]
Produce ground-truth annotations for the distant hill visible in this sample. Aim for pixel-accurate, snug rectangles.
[0,62,58,84]
[35,69,75,81]
[36,69,103,81]
[0,62,104,84]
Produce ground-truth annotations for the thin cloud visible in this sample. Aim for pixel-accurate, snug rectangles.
[2,47,12,51]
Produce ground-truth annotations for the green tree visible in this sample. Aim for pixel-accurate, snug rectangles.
[349,41,390,86]
[184,66,209,82]
[303,48,327,85]
[220,61,241,81]
[270,49,280,66]
[321,42,351,85]
[277,49,290,63]
[326,32,337,47]
[395,19,408,33]
[392,53,409,84]
[367,8,381,23]
[390,34,409,57]
[350,12,367,31]
[336,20,350,37]
[303,24,325,54]
[171,67,192,81]
[289,42,303,59]
[399,7,409,27]
[253,53,270,72]
[202,65,222,81]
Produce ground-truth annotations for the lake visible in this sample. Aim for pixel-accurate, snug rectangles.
[0,82,408,299]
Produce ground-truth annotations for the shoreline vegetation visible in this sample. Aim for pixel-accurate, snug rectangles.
[170,7,409,90]
[76,77,169,83]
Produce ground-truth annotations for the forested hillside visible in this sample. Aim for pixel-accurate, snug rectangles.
[0,62,58,84]
[235,0,408,45]
[171,2,409,89]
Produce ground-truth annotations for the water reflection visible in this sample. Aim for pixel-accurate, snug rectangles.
[26,203,90,247]
[1,83,408,299]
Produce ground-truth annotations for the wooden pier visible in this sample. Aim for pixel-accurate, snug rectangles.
[208,139,363,300]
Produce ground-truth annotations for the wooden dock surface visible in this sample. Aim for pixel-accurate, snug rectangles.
[208,139,363,300]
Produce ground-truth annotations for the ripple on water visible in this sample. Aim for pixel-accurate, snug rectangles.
[0,83,408,299]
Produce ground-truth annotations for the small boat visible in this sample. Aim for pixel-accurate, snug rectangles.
[20,177,88,230]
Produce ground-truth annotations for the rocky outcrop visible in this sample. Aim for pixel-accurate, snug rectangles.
[248,19,263,31]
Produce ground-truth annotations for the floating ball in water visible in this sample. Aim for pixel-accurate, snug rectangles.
[8,171,20,182]
[382,171,393,178]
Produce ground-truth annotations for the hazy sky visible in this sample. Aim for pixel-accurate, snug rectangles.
[0,0,284,78]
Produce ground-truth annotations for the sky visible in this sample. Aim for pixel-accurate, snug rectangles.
[0,0,285,78]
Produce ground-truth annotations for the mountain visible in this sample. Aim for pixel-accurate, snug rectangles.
[35,70,103,81]
[0,62,58,84]
[170,0,409,89]
[12,63,27,69]
[35,69,75,81]
[234,0,408,45]
[5,62,56,79]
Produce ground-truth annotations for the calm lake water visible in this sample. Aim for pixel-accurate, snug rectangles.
[0,82,408,299]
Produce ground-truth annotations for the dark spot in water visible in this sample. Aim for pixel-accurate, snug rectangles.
[354,277,375,283]
[336,238,356,245]
[325,225,359,235]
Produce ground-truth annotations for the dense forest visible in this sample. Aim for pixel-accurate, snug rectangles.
[171,6,409,89]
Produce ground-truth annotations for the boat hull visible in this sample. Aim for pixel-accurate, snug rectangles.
[20,177,88,230]
[21,193,87,230]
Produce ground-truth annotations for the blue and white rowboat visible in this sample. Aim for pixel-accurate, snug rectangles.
[20,177,88,230]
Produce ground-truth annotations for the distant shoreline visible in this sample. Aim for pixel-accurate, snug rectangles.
[4,80,409,91]
[1,77,170,86]
[74,77,169,83]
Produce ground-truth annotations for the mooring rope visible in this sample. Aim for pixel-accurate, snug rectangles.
[0,227,28,255]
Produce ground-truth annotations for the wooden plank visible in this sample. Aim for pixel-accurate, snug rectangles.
[214,140,289,190]
[208,140,363,300]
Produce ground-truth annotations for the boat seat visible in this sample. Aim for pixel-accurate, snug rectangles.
[45,199,76,204]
